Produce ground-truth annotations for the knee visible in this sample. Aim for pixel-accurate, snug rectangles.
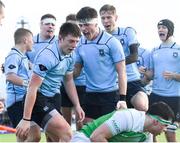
[26,132,41,142]
[61,128,72,142]
[136,102,149,111]
[31,135,41,142]
[131,91,149,111]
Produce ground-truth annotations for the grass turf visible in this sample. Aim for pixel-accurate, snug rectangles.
[0,130,180,142]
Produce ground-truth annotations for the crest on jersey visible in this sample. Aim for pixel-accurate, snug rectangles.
[8,64,16,69]
[136,60,140,66]
[99,49,105,56]
[39,64,48,71]
[120,39,125,45]
[173,52,178,58]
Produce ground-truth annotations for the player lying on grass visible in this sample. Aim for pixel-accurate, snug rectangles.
[71,101,175,142]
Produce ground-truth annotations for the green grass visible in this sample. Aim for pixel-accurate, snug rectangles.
[0,133,46,142]
[0,130,180,142]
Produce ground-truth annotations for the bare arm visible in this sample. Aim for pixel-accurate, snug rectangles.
[73,63,82,78]
[0,101,4,112]
[163,71,180,82]
[144,69,154,81]
[6,73,27,86]
[90,124,113,142]
[23,73,43,120]
[116,60,127,95]
[64,73,85,122]
[16,73,42,139]
[64,73,80,107]
[116,60,127,109]
[125,44,138,65]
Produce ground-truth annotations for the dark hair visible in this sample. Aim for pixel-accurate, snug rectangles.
[0,0,5,8]
[41,13,56,21]
[14,28,33,44]
[76,6,98,21]
[59,22,81,38]
[157,19,174,39]
[99,4,116,14]
[66,14,77,22]
[147,101,175,122]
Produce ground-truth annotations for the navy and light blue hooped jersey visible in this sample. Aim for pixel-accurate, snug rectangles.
[150,42,180,96]
[111,27,140,82]
[26,34,58,63]
[33,40,75,97]
[4,48,30,108]
[75,29,125,92]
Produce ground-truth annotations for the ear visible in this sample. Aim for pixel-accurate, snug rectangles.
[153,119,159,126]
[23,37,27,44]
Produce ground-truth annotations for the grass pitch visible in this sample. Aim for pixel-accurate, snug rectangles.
[0,129,180,142]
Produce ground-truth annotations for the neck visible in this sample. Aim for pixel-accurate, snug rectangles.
[162,36,174,44]
[40,33,52,41]
[91,27,100,40]
[15,44,26,54]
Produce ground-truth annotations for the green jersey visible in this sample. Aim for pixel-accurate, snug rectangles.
[80,109,148,142]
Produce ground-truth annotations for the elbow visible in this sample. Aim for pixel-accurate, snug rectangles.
[90,134,107,142]
[90,135,99,142]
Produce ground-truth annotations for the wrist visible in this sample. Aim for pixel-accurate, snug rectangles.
[23,117,31,121]
[120,94,126,101]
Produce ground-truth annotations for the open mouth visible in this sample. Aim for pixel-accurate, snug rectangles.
[105,25,111,29]
[47,30,54,33]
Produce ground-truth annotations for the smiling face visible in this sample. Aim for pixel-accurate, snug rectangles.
[100,10,117,34]
[59,34,79,55]
[158,25,169,42]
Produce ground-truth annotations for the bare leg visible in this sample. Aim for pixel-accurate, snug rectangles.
[131,91,149,111]
[45,113,72,142]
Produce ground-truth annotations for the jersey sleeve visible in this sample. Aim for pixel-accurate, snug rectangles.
[5,54,21,75]
[74,45,83,65]
[33,49,55,78]
[125,27,139,46]
[108,37,125,63]
[66,53,75,75]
